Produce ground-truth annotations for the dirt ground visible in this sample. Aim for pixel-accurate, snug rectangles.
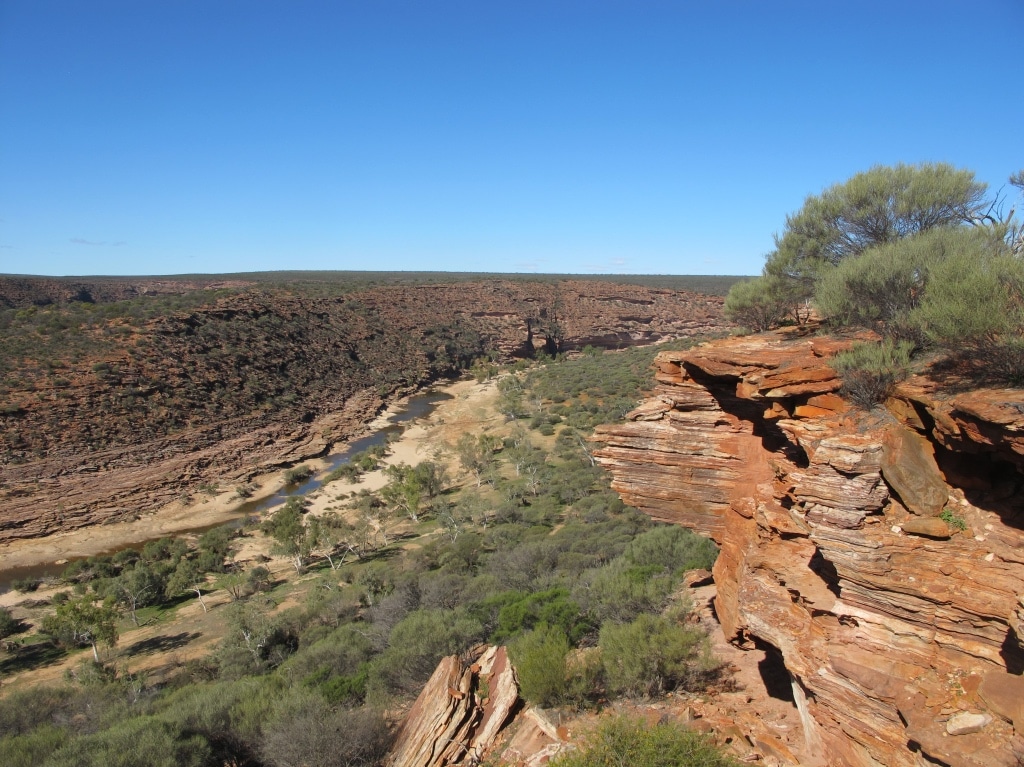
[0,376,504,691]
[0,372,812,766]
[0,377,502,582]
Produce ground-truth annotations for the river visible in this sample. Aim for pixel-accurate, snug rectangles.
[0,387,454,594]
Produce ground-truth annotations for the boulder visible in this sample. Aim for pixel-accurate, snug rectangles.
[880,425,948,516]
[979,671,1024,728]
[900,517,952,539]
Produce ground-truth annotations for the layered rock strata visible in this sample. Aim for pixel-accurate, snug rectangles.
[594,329,1024,767]
[388,645,522,767]
[0,279,726,543]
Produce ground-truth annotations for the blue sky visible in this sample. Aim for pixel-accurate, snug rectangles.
[1,1,1021,278]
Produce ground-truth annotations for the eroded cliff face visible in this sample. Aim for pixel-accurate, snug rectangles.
[0,279,725,543]
[594,329,1024,767]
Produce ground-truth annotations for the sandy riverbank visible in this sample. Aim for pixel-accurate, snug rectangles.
[0,376,502,580]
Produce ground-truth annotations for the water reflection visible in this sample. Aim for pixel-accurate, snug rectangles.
[0,388,454,593]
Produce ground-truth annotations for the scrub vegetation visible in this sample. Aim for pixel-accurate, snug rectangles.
[724,163,1024,402]
[0,341,730,767]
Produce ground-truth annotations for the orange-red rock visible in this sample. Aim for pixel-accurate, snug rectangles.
[596,328,1024,767]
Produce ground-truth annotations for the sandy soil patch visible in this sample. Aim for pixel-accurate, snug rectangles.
[0,376,508,692]
[303,377,504,516]
[0,377,504,583]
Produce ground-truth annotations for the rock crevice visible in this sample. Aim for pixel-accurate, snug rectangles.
[594,329,1024,767]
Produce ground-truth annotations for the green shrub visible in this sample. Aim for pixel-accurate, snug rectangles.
[911,243,1024,382]
[723,276,793,332]
[260,691,391,767]
[0,605,21,638]
[623,525,718,574]
[0,724,69,767]
[10,577,40,593]
[368,609,482,696]
[43,716,211,767]
[284,465,314,484]
[599,614,706,697]
[509,624,573,707]
[831,339,913,409]
[815,226,1009,346]
[574,559,677,625]
[939,507,968,532]
[484,588,590,644]
[550,714,739,767]
[508,625,598,709]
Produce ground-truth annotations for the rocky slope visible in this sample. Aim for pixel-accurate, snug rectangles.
[0,278,725,543]
[594,328,1024,767]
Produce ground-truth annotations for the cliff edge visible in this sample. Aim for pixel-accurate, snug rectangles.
[594,328,1024,767]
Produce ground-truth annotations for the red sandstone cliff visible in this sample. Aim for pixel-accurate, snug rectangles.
[594,329,1024,767]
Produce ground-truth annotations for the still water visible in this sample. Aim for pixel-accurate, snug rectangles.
[0,388,453,593]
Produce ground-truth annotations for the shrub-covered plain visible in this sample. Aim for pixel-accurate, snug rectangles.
[0,341,726,766]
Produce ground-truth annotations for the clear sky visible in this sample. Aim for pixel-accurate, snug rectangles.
[1,1,1021,278]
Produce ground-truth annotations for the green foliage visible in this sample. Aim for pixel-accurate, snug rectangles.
[40,596,119,662]
[768,163,987,301]
[165,559,210,612]
[508,624,588,708]
[43,716,211,767]
[0,606,21,639]
[0,724,68,767]
[481,588,591,644]
[10,577,41,593]
[939,507,968,532]
[369,609,482,696]
[262,497,311,571]
[599,614,706,697]
[217,601,297,679]
[281,624,375,706]
[910,240,1024,382]
[831,340,914,410]
[260,690,391,767]
[113,563,167,625]
[815,226,1006,341]
[723,275,797,331]
[152,677,279,762]
[623,525,718,574]
[550,715,739,767]
[574,559,678,625]
[284,464,314,484]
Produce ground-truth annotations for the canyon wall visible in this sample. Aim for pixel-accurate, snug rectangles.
[0,278,725,543]
[594,329,1024,767]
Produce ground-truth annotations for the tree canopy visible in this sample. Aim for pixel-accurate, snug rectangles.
[724,163,1024,388]
[766,163,988,294]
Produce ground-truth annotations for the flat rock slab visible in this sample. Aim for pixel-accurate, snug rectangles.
[946,711,993,736]
[881,424,948,516]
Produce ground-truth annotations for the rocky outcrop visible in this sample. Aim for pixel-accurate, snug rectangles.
[388,646,522,767]
[594,328,1024,767]
[0,278,727,543]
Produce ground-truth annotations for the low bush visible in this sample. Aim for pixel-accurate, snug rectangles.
[0,606,21,639]
[723,276,793,332]
[43,717,211,767]
[599,614,706,697]
[623,525,718,574]
[831,339,913,409]
[0,724,68,767]
[10,577,40,594]
[550,714,739,767]
[284,465,314,484]
[260,690,391,767]
[508,625,598,709]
